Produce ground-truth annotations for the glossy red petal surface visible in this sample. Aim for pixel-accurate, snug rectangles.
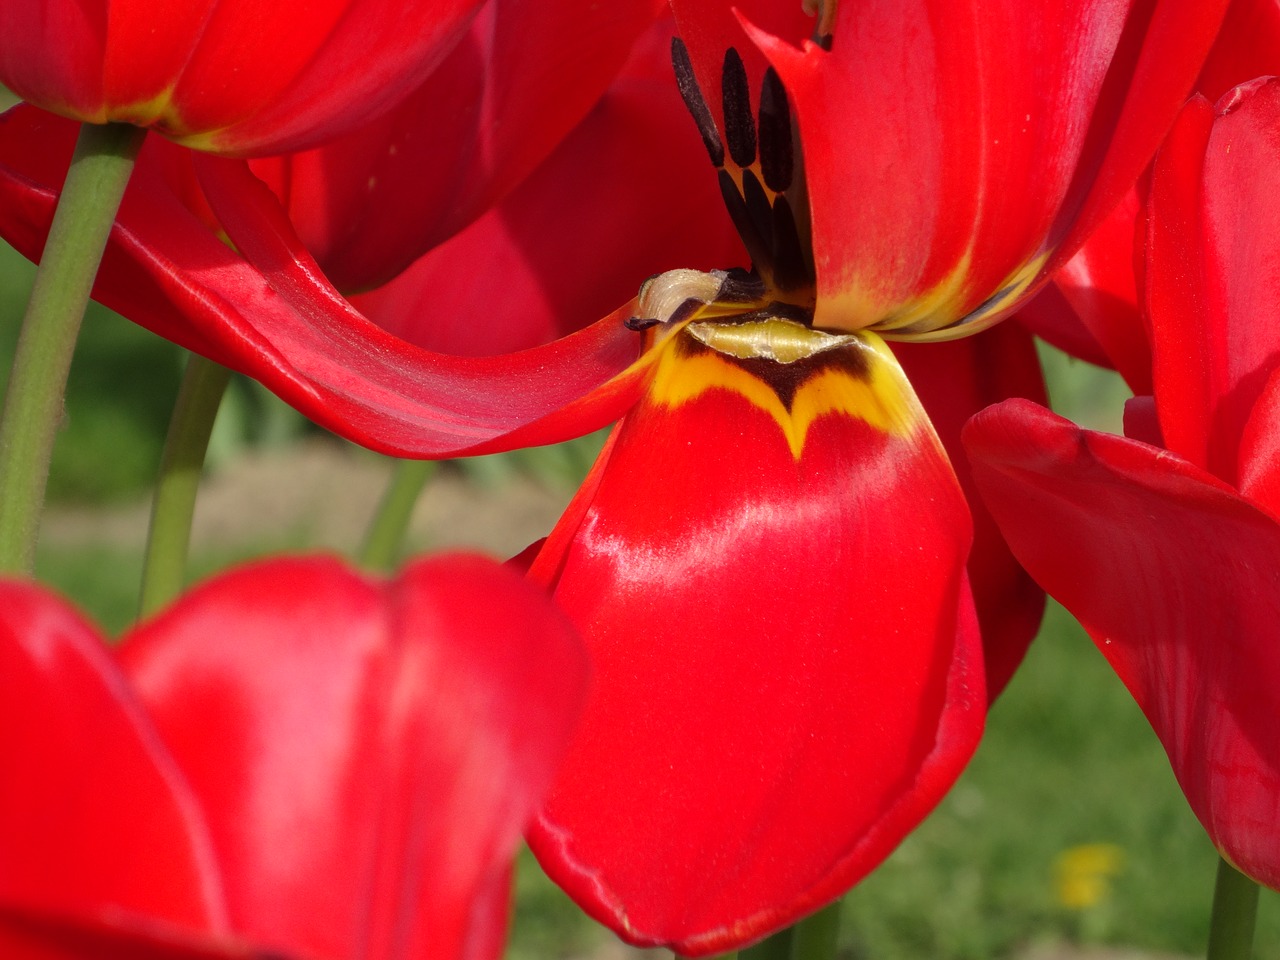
[964,400,1280,889]
[254,0,667,290]
[894,323,1048,699]
[0,106,645,456]
[0,581,226,943]
[1149,80,1280,485]
[528,332,984,955]
[119,554,588,960]
[746,1,1225,335]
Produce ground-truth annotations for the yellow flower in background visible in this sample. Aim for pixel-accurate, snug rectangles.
[1054,844,1126,910]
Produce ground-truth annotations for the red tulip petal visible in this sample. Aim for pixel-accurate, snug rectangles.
[256,0,667,290]
[746,1,1225,336]
[893,323,1047,699]
[528,326,984,955]
[1196,0,1280,104]
[964,399,1280,888]
[0,581,226,941]
[349,23,744,355]
[118,554,588,960]
[1149,79,1280,484]
[0,106,648,456]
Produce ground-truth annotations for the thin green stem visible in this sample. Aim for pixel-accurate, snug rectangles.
[138,353,232,618]
[1207,857,1259,960]
[0,121,145,575]
[358,458,435,572]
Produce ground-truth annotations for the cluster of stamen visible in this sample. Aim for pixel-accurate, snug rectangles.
[625,41,818,340]
[672,41,814,296]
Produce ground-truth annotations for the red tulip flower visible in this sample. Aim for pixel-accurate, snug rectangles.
[0,0,496,156]
[964,78,1280,890]
[0,554,588,959]
[0,0,1233,953]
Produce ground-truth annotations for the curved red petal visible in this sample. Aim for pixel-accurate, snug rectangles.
[964,399,1280,889]
[1149,79,1280,484]
[118,554,588,960]
[0,581,226,943]
[893,323,1047,699]
[256,0,667,290]
[528,330,984,955]
[0,106,647,456]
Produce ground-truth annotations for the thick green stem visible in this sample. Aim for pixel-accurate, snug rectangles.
[138,353,232,618]
[787,900,842,959]
[740,927,793,960]
[739,898,842,960]
[359,458,435,572]
[0,121,145,575]
[1207,857,1259,960]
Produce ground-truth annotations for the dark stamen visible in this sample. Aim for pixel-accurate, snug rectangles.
[718,169,772,275]
[672,38,725,167]
[721,48,757,168]
[624,316,661,331]
[741,170,774,262]
[770,195,810,291]
[757,67,793,192]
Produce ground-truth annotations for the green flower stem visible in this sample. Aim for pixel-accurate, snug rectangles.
[358,457,435,572]
[740,899,842,960]
[741,927,794,960]
[138,353,232,618]
[0,121,146,575]
[787,900,842,959]
[1207,857,1259,960]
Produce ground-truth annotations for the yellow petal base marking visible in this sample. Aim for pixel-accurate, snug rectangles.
[646,317,921,460]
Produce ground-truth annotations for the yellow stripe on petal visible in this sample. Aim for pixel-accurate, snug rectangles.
[646,318,922,459]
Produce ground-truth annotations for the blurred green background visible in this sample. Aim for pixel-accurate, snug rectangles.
[0,230,1274,960]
